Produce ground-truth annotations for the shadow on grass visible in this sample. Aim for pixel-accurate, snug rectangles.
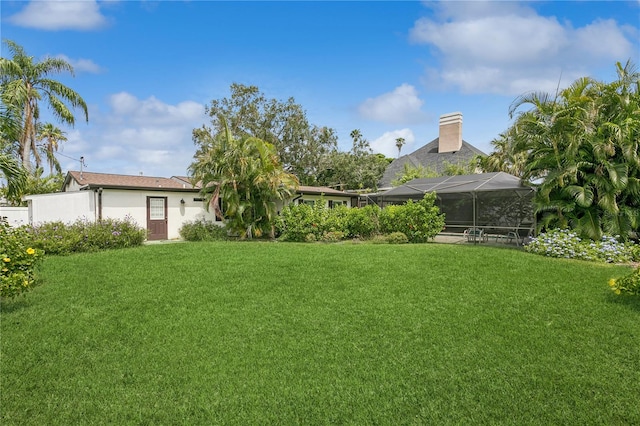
[0,297,31,314]
[606,293,640,312]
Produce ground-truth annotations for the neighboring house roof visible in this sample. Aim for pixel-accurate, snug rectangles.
[64,171,200,192]
[62,171,351,197]
[379,138,486,189]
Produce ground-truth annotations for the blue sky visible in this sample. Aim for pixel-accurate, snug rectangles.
[2,0,639,178]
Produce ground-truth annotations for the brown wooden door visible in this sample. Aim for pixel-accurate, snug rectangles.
[147,196,168,240]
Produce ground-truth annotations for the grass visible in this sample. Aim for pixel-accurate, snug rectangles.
[1,241,639,424]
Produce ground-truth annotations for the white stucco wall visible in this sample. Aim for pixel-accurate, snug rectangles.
[24,189,218,240]
[25,191,95,224]
[0,207,29,227]
[100,190,217,239]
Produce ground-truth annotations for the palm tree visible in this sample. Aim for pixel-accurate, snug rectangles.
[478,130,528,177]
[507,61,640,240]
[395,137,405,158]
[190,116,299,239]
[0,39,88,172]
[0,152,27,203]
[36,123,67,175]
[0,99,27,202]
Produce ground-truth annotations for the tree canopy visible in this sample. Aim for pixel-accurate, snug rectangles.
[317,130,391,191]
[494,60,639,240]
[0,39,88,172]
[190,117,298,239]
[200,83,337,185]
[199,84,390,191]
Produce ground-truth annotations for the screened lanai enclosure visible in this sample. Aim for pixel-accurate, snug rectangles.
[369,172,536,242]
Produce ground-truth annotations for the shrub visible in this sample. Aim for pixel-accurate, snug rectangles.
[370,235,389,244]
[525,229,637,263]
[608,267,640,296]
[379,193,445,243]
[369,232,408,244]
[385,232,409,244]
[1,219,43,299]
[278,200,331,242]
[345,205,379,238]
[325,204,349,235]
[179,219,228,241]
[26,217,146,255]
[321,231,345,243]
[278,203,316,242]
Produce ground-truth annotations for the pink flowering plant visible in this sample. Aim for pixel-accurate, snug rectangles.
[1,219,43,299]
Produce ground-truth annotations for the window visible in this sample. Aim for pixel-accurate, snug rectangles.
[149,198,165,220]
[328,200,346,208]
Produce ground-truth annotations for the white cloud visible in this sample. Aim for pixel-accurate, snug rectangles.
[108,93,204,126]
[358,84,426,124]
[62,93,206,177]
[410,2,638,95]
[55,54,103,73]
[370,128,416,159]
[8,0,108,31]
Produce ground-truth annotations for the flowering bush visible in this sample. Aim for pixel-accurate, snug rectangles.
[608,267,640,296]
[524,229,638,263]
[26,217,146,255]
[1,219,43,299]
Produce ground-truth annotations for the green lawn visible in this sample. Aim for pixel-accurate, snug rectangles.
[1,242,639,424]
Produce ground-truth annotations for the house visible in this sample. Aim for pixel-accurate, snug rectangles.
[23,171,354,240]
[288,185,358,209]
[378,112,486,189]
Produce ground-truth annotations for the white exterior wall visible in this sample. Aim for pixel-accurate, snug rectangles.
[100,190,217,240]
[0,207,29,227]
[25,191,95,225]
[24,190,218,240]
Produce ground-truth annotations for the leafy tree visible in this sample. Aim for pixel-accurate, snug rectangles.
[190,117,299,239]
[201,83,337,185]
[36,123,66,175]
[317,130,391,191]
[508,60,640,240]
[392,163,437,186]
[0,39,88,172]
[391,159,477,187]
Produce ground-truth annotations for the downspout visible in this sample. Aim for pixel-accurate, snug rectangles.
[97,187,103,222]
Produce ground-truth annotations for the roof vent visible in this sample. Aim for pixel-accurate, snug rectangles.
[438,112,463,153]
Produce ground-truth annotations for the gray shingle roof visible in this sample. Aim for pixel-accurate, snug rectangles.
[379,138,486,188]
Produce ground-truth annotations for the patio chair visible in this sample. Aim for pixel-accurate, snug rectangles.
[464,228,487,243]
[505,230,520,245]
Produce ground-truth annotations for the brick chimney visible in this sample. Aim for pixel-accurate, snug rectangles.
[438,112,463,153]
